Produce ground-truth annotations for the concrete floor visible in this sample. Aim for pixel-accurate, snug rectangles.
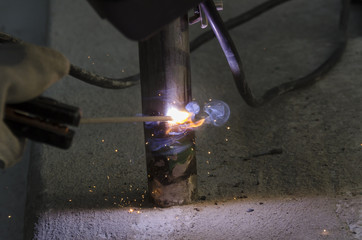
[1,0,362,239]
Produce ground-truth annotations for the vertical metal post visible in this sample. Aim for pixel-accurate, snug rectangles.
[139,15,197,207]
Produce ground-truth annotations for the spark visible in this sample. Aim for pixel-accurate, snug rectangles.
[68,199,72,202]
[8,215,11,219]
[226,126,231,130]
[128,209,134,213]
[101,139,104,143]
[208,151,211,155]
[115,149,118,153]
[225,138,229,142]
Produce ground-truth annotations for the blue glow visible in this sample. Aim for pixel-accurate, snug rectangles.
[185,101,200,115]
[204,100,230,126]
[144,99,230,152]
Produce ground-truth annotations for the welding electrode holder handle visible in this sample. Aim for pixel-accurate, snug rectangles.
[4,96,81,149]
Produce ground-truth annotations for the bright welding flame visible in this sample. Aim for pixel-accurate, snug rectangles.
[144,100,229,152]
[167,107,191,124]
[166,107,205,134]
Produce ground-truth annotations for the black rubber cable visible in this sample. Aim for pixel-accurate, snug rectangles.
[0,32,139,89]
[190,0,291,52]
[0,0,350,94]
[199,0,350,107]
[68,65,139,89]
[71,0,292,89]
[0,0,295,90]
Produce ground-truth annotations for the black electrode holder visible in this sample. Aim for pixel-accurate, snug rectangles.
[4,96,81,149]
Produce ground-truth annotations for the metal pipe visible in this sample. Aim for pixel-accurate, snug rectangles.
[139,15,197,207]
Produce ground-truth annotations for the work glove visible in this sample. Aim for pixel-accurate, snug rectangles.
[0,42,70,169]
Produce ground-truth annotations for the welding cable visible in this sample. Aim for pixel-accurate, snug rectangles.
[0,0,349,91]
[0,1,304,90]
[190,0,291,52]
[69,65,139,89]
[0,32,21,44]
[199,0,350,107]
[70,0,291,89]
[0,32,139,89]
[67,0,291,89]
[72,0,290,89]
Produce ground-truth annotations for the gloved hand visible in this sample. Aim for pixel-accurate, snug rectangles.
[0,42,70,169]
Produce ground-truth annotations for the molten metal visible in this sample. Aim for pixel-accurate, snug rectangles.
[167,107,191,124]
[166,107,206,135]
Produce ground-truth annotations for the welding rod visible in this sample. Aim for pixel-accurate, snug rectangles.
[80,116,173,124]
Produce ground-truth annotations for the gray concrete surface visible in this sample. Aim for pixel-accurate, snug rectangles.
[0,1,48,240]
[31,196,362,239]
[14,0,362,239]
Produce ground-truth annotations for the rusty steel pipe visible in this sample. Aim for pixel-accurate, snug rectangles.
[139,15,197,207]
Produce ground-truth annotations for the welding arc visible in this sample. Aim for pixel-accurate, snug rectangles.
[80,116,172,124]
[200,0,350,107]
